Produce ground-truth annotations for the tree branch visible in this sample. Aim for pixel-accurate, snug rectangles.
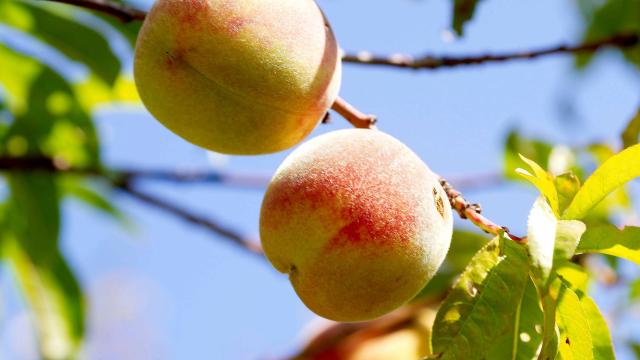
[341,33,639,70]
[0,157,264,255]
[42,0,638,71]
[43,0,146,22]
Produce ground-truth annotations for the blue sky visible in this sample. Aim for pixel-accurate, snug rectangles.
[1,0,640,358]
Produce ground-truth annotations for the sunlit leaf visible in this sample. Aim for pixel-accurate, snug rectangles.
[6,239,84,360]
[580,296,615,359]
[517,154,559,216]
[527,196,557,285]
[563,143,640,220]
[622,107,640,149]
[431,235,530,359]
[504,130,553,181]
[553,220,586,264]
[576,223,640,264]
[556,261,589,294]
[555,173,581,215]
[0,44,42,113]
[74,74,140,111]
[555,283,594,360]
[0,1,121,85]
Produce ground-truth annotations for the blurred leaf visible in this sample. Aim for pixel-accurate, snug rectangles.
[563,143,640,220]
[6,239,84,360]
[555,173,581,215]
[0,1,120,85]
[527,196,557,285]
[0,44,42,113]
[431,235,529,359]
[516,154,559,215]
[576,223,640,264]
[504,130,553,181]
[59,177,126,222]
[97,13,142,47]
[576,0,640,68]
[486,278,544,360]
[632,343,640,358]
[555,283,594,360]
[74,74,139,111]
[415,230,489,299]
[7,173,59,264]
[451,0,482,35]
[622,107,640,149]
[3,64,100,167]
[630,278,640,301]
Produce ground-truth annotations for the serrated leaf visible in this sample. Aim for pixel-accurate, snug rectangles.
[517,154,559,216]
[555,173,581,215]
[0,1,120,85]
[622,107,640,149]
[451,0,482,35]
[576,223,640,264]
[527,196,557,285]
[556,283,594,360]
[6,239,84,360]
[431,236,529,359]
[563,143,640,220]
[486,277,544,360]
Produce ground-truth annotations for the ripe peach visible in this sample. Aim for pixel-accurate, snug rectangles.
[260,129,453,322]
[134,0,341,154]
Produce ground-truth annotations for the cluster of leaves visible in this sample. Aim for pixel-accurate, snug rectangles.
[0,0,138,358]
[423,115,640,358]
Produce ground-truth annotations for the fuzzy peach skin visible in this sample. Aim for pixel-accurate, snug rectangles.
[260,129,453,322]
[134,0,341,155]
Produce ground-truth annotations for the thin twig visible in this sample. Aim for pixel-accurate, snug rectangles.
[341,33,639,70]
[440,179,526,243]
[41,0,638,71]
[0,156,264,255]
[116,181,264,255]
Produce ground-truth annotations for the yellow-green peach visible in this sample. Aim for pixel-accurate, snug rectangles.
[260,129,453,322]
[134,0,341,154]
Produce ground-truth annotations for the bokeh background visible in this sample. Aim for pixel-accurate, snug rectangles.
[1,0,639,358]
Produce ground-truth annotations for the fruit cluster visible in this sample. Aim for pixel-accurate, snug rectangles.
[134,0,453,322]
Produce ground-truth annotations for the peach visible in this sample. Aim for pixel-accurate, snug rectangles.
[260,129,453,322]
[134,0,341,154]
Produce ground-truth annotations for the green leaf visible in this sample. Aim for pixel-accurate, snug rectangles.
[630,278,640,301]
[576,223,640,264]
[580,296,615,360]
[576,0,640,69]
[622,107,640,149]
[486,278,544,360]
[0,1,121,85]
[517,154,559,216]
[553,220,586,264]
[415,230,489,299]
[451,0,482,35]
[0,44,43,113]
[554,173,581,216]
[59,177,126,222]
[563,143,640,220]
[97,13,142,47]
[504,130,553,181]
[556,261,589,294]
[7,173,59,264]
[6,239,84,360]
[555,283,594,360]
[527,196,557,285]
[431,235,530,359]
